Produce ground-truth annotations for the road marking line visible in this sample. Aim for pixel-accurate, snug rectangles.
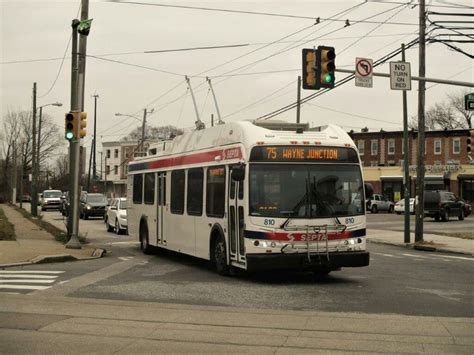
[106,242,140,245]
[402,253,428,259]
[429,254,473,261]
[118,257,134,261]
[0,279,56,284]
[0,285,52,290]
[0,275,58,279]
[373,253,402,258]
[0,271,64,274]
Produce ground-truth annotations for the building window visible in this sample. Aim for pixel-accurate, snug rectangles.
[106,150,111,159]
[371,140,378,156]
[357,141,364,156]
[114,149,119,158]
[388,139,395,155]
[187,168,204,216]
[453,138,460,154]
[171,170,185,214]
[133,174,143,204]
[144,173,155,205]
[206,166,226,218]
[105,165,110,175]
[114,165,118,175]
[434,140,442,155]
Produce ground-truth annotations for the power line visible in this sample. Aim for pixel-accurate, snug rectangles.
[108,0,419,26]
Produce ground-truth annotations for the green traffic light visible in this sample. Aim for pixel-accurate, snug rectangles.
[325,74,333,83]
[66,132,74,140]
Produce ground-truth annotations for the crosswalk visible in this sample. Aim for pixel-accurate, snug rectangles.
[0,270,65,294]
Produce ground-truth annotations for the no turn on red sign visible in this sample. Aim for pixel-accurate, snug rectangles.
[390,62,412,90]
[355,57,373,88]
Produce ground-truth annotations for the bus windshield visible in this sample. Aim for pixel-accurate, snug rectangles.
[249,164,364,218]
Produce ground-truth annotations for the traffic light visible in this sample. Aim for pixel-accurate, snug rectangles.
[467,129,474,154]
[316,45,336,89]
[302,48,317,90]
[65,112,78,141]
[80,112,87,138]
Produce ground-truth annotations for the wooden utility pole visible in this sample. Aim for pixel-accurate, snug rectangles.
[415,0,426,243]
[31,82,38,217]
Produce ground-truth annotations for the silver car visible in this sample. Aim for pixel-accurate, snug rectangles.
[105,197,128,234]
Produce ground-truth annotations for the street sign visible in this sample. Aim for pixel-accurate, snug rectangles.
[355,57,373,88]
[390,62,411,90]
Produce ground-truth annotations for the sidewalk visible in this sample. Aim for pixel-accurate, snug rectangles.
[0,204,102,268]
[0,203,472,269]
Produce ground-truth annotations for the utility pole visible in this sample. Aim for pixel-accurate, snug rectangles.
[92,94,98,180]
[37,107,42,189]
[12,141,17,204]
[415,0,426,243]
[31,82,38,217]
[104,155,108,198]
[296,76,301,124]
[140,109,147,155]
[401,43,410,244]
[19,141,25,209]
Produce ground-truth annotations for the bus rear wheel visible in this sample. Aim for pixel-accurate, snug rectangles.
[140,222,153,255]
[213,237,230,276]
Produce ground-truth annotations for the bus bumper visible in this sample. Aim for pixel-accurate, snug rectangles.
[245,251,370,272]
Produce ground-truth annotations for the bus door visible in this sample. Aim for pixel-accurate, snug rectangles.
[156,172,166,245]
[228,165,246,264]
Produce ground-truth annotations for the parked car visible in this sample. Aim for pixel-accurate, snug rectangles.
[20,194,32,202]
[79,193,108,219]
[40,189,62,211]
[394,198,416,214]
[424,190,466,221]
[105,197,128,234]
[459,198,472,218]
[366,194,394,213]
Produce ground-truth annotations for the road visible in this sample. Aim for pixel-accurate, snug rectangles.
[5,206,473,318]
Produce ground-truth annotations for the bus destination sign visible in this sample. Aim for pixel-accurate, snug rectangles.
[250,146,359,163]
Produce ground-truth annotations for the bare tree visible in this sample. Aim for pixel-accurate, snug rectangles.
[409,90,471,130]
[121,124,183,142]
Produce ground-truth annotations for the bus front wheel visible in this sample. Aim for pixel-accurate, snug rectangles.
[213,236,230,276]
[139,221,153,255]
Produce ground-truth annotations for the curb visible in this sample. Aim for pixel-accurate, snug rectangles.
[367,239,472,256]
[0,248,107,269]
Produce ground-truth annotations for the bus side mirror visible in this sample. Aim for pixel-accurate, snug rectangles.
[232,164,246,181]
[364,183,374,199]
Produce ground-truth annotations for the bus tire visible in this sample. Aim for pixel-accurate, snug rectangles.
[139,220,153,255]
[213,236,230,276]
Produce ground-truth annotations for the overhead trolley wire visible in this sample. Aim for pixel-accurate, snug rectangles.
[108,0,419,26]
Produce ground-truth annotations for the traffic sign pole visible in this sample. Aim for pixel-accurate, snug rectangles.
[401,44,410,244]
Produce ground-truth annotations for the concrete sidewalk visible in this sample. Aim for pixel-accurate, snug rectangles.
[0,204,102,268]
[0,203,472,269]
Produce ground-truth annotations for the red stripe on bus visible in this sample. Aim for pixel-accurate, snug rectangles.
[131,147,243,171]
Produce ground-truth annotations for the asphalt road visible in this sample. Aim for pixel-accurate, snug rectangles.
[6,207,473,318]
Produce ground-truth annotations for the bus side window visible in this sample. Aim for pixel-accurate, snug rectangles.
[187,168,203,216]
[133,174,143,204]
[144,173,155,205]
[171,170,185,214]
[206,166,225,218]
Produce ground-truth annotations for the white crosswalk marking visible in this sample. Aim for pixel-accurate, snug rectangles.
[0,270,64,293]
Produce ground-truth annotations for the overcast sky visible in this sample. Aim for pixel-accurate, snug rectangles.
[1,0,473,157]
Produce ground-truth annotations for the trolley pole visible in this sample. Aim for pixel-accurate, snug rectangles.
[296,76,301,124]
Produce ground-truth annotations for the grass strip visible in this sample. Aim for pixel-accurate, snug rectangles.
[12,205,86,244]
[0,207,16,240]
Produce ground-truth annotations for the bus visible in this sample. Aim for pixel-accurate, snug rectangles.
[127,120,371,276]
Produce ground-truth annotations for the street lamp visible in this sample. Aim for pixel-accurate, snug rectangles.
[36,102,62,189]
[115,109,153,155]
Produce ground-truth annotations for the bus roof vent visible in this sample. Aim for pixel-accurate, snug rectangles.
[253,120,309,132]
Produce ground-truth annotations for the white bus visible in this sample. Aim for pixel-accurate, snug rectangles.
[127,120,371,276]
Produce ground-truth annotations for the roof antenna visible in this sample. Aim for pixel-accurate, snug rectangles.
[186,75,205,130]
[207,77,225,125]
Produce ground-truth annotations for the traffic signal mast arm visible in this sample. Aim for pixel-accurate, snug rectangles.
[335,68,474,87]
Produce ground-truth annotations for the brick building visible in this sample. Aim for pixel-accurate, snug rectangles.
[350,128,474,204]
